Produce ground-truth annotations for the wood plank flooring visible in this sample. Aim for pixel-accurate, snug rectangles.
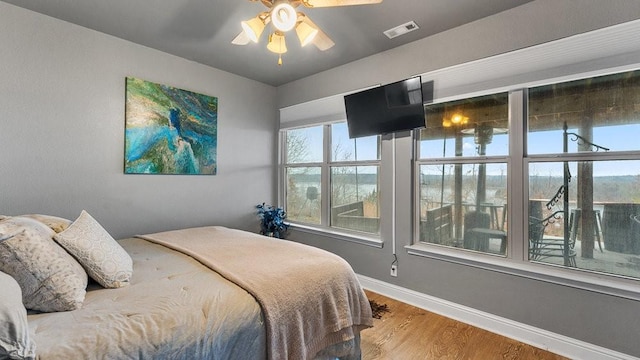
[361,290,569,360]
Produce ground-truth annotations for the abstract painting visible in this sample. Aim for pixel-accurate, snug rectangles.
[124,77,217,174]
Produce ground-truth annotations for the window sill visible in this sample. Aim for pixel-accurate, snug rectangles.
[289,223,384,248]
[406,243,640,301]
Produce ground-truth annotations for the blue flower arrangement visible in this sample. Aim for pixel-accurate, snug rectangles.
[256,203,289,239]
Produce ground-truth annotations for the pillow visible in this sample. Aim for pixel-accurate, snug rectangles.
[0,217,87,312]
[0,271,36,360]
[20,214,72,233]
[54,210,132,288]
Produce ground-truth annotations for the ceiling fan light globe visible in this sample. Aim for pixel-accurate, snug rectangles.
[271,3,297,32]
[267,32,288,54]
[296,21,318,47]
[241,17,265,43]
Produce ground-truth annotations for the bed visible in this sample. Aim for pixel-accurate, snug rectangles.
[0,212,373,360]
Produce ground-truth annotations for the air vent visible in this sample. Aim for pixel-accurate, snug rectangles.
[383,21,419,39]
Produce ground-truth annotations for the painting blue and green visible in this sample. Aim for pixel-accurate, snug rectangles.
[125,77,217,174]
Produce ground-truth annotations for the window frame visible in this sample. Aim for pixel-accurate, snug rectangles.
[524,73,640,275]
[407,82,640,301]
[412,91,511,256]
[280,122,384,247]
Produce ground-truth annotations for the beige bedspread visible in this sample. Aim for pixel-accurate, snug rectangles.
[138,226,373,360]
[29,237,267,359]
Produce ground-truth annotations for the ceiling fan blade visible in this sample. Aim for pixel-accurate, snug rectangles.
[312,28,335,51]
[302,0,382,8]
[231,31,251,45]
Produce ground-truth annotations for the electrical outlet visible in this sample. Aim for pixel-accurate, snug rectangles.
[390,264,397,277]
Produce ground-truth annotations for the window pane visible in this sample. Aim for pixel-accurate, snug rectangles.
[331,122,380,162]
[528,160,640,279]
[419,93,509,159]
[418,163,508,255]
[528,70,640,155]
[331,166,380,234]
[285,167,321,224]
[286,126,323,164]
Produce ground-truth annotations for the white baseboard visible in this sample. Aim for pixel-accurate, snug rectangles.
[358,274,637,360]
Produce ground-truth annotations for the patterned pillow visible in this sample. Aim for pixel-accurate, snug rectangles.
[20,214,72,233]
[0,217,88,312]
[0,271,36,360]
[54,210,132,288]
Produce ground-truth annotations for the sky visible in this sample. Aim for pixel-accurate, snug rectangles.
[287,122,640,177]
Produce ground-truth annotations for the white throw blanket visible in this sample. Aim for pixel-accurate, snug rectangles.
[138,226,373,360]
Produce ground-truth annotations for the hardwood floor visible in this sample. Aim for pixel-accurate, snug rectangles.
[361,290,569,360]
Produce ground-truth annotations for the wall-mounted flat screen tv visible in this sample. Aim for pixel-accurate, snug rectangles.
[344,76,429,138]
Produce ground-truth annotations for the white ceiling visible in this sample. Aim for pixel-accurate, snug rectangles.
[2,0,534,87]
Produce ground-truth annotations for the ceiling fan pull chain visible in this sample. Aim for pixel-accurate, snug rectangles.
[278,34,284,65]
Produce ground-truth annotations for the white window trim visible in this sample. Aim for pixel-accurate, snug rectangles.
[291,222,383,248]
[420,19,640,103]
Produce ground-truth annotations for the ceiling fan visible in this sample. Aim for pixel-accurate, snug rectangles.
[232,0,383,65]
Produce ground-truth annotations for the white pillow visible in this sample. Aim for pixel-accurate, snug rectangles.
[54,210,132,288]
[0,217,87,312]
[20,214,72,233]
[0,271,36,360]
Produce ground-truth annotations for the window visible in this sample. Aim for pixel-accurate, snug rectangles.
[412,69,640,281]
[283,122,381,236]
[416,93,509,255]
[284,125,323,224]
[527,70,640,279]
[281,67,640,288]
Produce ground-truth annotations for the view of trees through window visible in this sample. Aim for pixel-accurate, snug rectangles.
[282,69,640,281]
[417,93,510,256]
[284,126,322,224]
[527,70,640,278]
[413,69,640,280]
[284,123,380,235]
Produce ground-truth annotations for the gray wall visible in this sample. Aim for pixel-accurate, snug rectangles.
[0,2,277,239]
[278,0,640,357]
